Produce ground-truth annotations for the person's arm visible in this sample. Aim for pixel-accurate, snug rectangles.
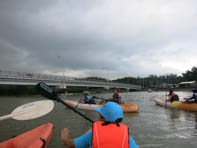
[83,96,87,103]
[112,94,116,100]
[129,136,138,148]
[185,95,194,101]
[184,98,189,101]
[190,94,195,99]
[166,95,171,101]
[61,128,75,148]
[118,93,122,100]
[74,131,92,148]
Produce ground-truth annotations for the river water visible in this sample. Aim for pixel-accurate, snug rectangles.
[0,91,197,148]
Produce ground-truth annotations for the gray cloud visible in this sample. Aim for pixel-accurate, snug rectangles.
[0,0,197,78]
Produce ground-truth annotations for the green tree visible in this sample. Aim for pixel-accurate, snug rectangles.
[182,66,197,81]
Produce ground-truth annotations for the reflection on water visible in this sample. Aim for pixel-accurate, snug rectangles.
[0,91,197,148]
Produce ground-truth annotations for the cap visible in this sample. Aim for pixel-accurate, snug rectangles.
[94,101,123,122]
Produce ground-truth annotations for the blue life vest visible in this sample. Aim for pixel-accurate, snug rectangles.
[194,93,197,98]
[86,96,92,102]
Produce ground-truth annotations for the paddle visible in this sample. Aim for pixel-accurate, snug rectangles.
[165,90,168,108]
[93,96,105,100]
[0,100,54,121]
[36,82,94,123]
[165,94,167,107]
[75,96,83,109]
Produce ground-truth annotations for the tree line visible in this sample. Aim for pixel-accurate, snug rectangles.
[84,66,197,88]
[113,66,197,88]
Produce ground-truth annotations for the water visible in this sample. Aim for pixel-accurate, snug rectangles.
[0,92,197,148]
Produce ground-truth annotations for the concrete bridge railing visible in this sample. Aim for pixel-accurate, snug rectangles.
[0,70,141,90]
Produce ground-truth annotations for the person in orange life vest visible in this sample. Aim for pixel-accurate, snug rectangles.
[61,102,138,148]
[167,89,179,102]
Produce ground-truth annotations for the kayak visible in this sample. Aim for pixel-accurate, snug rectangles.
[154,98,197,112]
[154,98,173,108]
[0,123,53,148]
[64,100,139,113]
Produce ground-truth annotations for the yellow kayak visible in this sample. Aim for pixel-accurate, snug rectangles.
[154,98,197,112]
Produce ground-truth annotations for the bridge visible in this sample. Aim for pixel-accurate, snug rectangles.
[0,70,141,90]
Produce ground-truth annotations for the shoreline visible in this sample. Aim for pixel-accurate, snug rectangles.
[0,84,194,96]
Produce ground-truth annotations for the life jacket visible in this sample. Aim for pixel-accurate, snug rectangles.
[194,93,197,98]
[169,93,178,99]
[169,93,179,102]
[113,93,121,100]
[92,121,129,148]
[86,96,92,103]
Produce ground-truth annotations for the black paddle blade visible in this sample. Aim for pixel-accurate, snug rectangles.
[36,82,60,102]
[36,82,94,123]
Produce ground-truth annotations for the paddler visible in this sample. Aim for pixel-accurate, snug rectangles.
[83,91,96,104]
[61,101,138,148]
[108,87,122,104]
[184,88,197,103]
[167,89,179,102]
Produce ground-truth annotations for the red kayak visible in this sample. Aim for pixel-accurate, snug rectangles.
[0,123,53,148]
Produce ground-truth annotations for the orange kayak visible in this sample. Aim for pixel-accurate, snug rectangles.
[64,100,139,113]
[0,123,53,148]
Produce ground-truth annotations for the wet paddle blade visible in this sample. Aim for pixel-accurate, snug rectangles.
[36,82,60,101]
[0,100,54,121]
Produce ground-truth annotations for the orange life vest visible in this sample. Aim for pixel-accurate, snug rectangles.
[92,121,129,148]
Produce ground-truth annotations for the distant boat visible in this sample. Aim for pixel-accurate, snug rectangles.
[147,89,152,92]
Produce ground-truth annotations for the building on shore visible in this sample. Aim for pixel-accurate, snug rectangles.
[178,81,197,88]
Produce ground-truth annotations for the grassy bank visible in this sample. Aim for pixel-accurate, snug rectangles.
[0,85,111,96]
[0,85,138,96]
[0,85,37,95]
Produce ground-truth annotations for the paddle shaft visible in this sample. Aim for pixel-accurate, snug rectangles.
[75,96,83,109]
[165,83,168,108]
[165,92,167,108]
[0,114,13,121]
[58,99,94,123]
[94,96,105,100]
[0,108,34,121]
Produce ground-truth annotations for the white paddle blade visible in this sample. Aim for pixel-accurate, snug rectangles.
[11,100,54,120]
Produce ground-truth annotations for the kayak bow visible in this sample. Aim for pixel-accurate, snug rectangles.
[0,123,53,148]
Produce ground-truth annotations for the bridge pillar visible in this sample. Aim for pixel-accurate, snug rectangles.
[104,86,110,90]
[60,84,67,89]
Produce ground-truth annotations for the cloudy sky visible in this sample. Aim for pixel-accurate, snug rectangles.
[0,0,197,78]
